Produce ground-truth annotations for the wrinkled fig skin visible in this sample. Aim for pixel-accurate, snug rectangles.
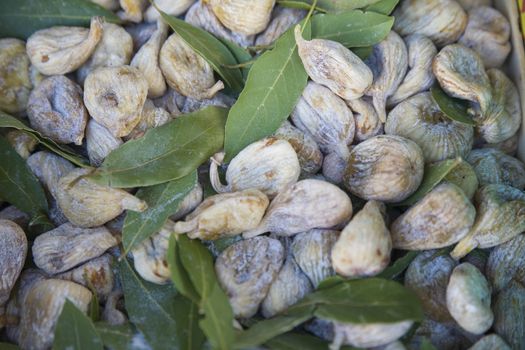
[291,82,355,158]
[255,6,306,47]
[160,33,224,100]
[56,168,147,228]
[274,121,323,175]
[467,148,525,189]
[386,92,474,163]
[27,75,88,145]
[204,0,275,35]
[493,280,525,349]
[388,34,437,107]
[102,291,127,326]
[26,17,103,75]
[118,0,146,23]
[451,184,525,259]
[292,229,339,287]
[479,132,519,156]
[261,253,313,318]
[32,223,118,275]
[331,321,413,349]
[173,189,269,240]
[468,334,511,350]
[322,151,348,185]
[132,220,173,285]
[433,44,492,114]
[56,254,115,301]
[185,1,254,48]
[444,160,479,200]
[0,206,30,230]
[344,135,424,203]
[169,182,204,222]
[210,138,300,198]
[365,31,408,123]
[295,26,373,101]
[181,92,236,114]
[243,179,353,238]
[391,183,476,250]
[486,234,525,293]
[130,20,168,98]
[77,23,133,84]
[477,68,522,144]
[6,130,38,159]
[0,220,27,307]
[459,6,510,69]
[84,65,149,138]
[125,99,172,141]
[0,39,32,114]
[215,237,284,318]
[446,263,493,334]
[126,22,157,52]
[412,319,473,350]
[86,119,123,167]
[393,0,467,47]
[405,250,457,323]
[346,97,383,142]
[144,0,194,22]
[27,151,75,198]
[331,201,391,278]
[457,0,492,9]
[19,279,92,350]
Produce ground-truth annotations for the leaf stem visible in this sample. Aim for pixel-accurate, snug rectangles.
[301,0,318,32]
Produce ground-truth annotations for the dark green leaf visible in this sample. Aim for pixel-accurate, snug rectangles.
[420,337,438,350]
[95,323,139,350]
[167,235,200,304]
[377,251,419,279]
[0,111,88,167]
[119,258,205,350]
[234,305,315,349]
[295,278,424,324]
[0,135,48,216]
[352,46,373,60]
[52,300,103,350]
[0,0,121,40]
[276,1,317,11]
[224,22,311,161]
[316,275,346,290]
[89,106,228,188]
[122,171,198,254]
[219,38,253,81]
[431,86,476,126]
[157,8,243,91]
[311,11,393,47]
[0,343,20,350]
[365,0,400,15]
[199,285,236,350]
[265,332,361,350]
[396,158,462,207]
[277,0,381,13]
[28,213,55,236]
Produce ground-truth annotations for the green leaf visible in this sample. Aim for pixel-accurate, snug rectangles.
[219,37,253,81]
[352,46,373,60]
[0,135,48,216]
[224,22,311,161]
[0,343,20,350]
[0,111,88,167]
[365,0,400,15]
[316,275,346,290]
[157,8,243,92]
[277,0,381,13]
[89,106,228,188]
[119,258,205,350]
[234,305,315,349]
[52,300,103,350]
[431,86,476,126]
[377,251,419,279]
[167,235,200,304]
[396,158,462,207]
[0,0,121,40]
[311,10,393,47]
[95,323,139,350]
[295,278,424,324]
[85,275,100,322]
[199,286,236,350]
[122,171,198,254]
[265,332,360,350]
[420,337,438,350]
[28,213,55,236]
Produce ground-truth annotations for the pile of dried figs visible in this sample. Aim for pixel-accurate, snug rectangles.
[0,0,524,349]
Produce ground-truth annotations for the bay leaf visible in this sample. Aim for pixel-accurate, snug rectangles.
[224,22,311,161]
[311,10,393,47]
[396,158,462,207]
[52,300,103,350]
[218,37,253,81]
[157,8,243,92]
[95,323,140,350]
[0,111,88,167]
[122,171,197,254]
[277,0,381,13]
[421,338,438,350]
[294,278,424,324]
[119,258,205,350]
[234,305,315,349]
[0,135,48,216]
[431,86,476,126]
[0,0,121,40]
[352,46,373,60]
[377,251,419,280]
[167,235,200,304]
[0,343,20,350]
[316,276,346,290]
[89,106,228,188]
[265,332,360,350]
[365,0,400,15]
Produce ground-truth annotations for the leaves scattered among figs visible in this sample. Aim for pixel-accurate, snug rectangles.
[88,106,228,188]
[431,85,476,126]
[94,323,141,350]
[0,0,121,39]
[377,251,419,279]
[365,0,400,15]
[277,0,382,13]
